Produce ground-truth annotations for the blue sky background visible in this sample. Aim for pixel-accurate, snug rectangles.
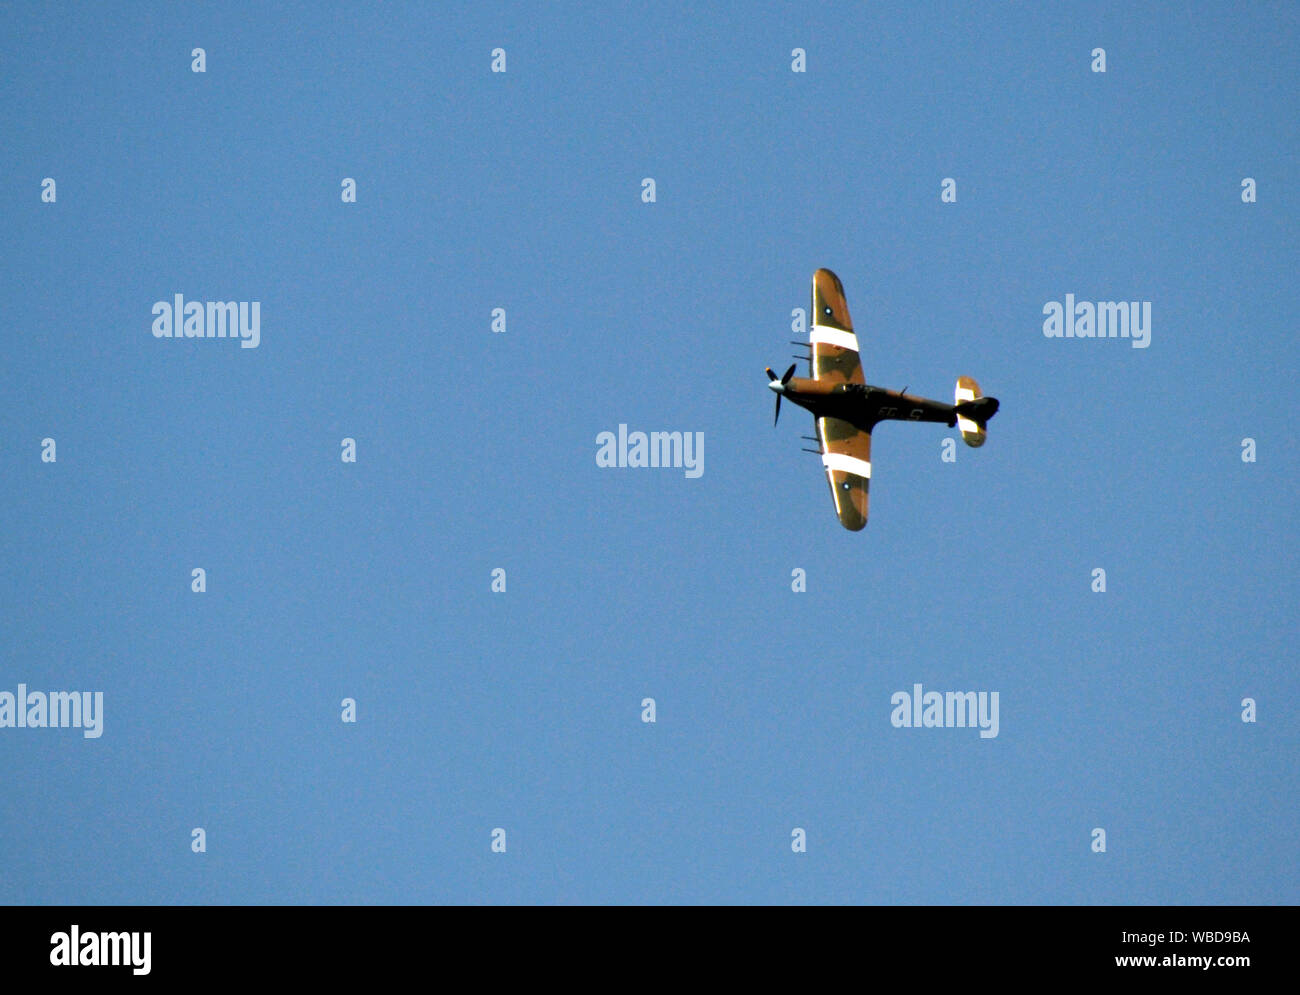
[2,1,1296,904]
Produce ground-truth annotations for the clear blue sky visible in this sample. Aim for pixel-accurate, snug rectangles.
[2,1,1296,904]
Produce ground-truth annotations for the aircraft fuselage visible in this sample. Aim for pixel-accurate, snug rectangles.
[771,377,956,433]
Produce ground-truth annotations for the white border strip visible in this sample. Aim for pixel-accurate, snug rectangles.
[955,382,980,435]
[822,452,871,479]
[810,325,859,352]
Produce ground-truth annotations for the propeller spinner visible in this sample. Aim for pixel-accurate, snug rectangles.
[766,363,797,425]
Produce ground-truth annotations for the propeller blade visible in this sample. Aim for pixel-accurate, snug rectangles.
[765,366,777,382]
[782,363,797,384]
[774,394,782,426]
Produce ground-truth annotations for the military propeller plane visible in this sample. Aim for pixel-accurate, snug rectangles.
[766,269,999,530]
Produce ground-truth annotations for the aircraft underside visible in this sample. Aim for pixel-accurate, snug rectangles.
[784,385,956,433]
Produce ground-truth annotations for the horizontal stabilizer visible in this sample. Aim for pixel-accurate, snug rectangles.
[955,376,998,447]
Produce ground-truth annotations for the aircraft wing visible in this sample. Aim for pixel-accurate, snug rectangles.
[811,269,869,529]
[818,417,870,530]
[811,268,864,386]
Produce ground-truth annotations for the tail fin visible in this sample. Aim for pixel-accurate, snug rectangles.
[954,376,999,448]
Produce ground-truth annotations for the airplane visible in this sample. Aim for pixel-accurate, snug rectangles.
[766,268,999,530]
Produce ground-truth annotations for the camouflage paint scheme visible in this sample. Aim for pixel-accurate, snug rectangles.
[768,269,999,531]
